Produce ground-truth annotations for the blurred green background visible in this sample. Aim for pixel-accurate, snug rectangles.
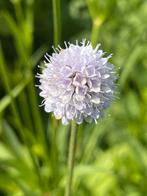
[0,0,147,195]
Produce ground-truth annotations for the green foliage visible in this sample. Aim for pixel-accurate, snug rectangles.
[0,0,147,195]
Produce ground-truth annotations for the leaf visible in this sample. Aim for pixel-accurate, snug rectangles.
[0,14,11,35]
[2,121,36,167]
[30,44,48,69]
[0,143,14,160]
[2,121,24,159]
[0,78,31,113]
[120,44,144,87]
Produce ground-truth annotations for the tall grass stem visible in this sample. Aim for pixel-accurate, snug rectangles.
[52,0,61,47]
[65,121,77,196]
[50,0,61,186]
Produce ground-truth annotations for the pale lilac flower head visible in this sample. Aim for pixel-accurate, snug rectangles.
[38,40,116,125]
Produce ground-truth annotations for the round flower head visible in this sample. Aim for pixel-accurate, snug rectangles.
[38,40,116,125]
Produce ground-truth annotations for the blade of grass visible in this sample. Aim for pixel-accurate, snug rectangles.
[31,44,48,69]
[0,45,26,139]
[26,78,46,150]
[52,0,61,47]
[0,46,45,192]
[4,0,49,168]
[91,18,103,47]
[11,0,24,26]
[80,119,110,163]
[18,91,34,133]
[120,44,144,87]
[1,12,28,65]
[0,77,30,113]
[46,117,59,188]
[2,120,26,160]
[86,0,104,47]
[0,167,38,195]
[47,0,62,188]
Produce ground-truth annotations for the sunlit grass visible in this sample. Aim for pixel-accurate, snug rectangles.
[0,0,147,195]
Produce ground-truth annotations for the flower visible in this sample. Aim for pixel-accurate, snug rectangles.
[37,40,116,125]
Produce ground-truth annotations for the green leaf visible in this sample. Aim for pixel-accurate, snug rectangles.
[120,45,144,87]
[2,121,24,159]
[0,78,31,113]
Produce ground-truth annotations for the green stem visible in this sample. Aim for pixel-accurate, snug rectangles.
[91,24,100,47]
[91,18,103,47]
[49,0,61,187]
[65,121,77,196]
[47,116,59,187]
[18,91,34,132]
[52,0,61,47]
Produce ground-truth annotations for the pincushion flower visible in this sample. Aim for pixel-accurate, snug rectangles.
[38,40,116,125]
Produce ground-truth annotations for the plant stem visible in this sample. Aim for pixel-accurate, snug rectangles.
[50,0,61,187]
[65,120,77,196]
[91,18,103,47]
[52,0,61,47]
[91,24,100,47]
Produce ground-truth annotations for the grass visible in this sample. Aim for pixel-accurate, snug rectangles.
[0,0,147,195]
